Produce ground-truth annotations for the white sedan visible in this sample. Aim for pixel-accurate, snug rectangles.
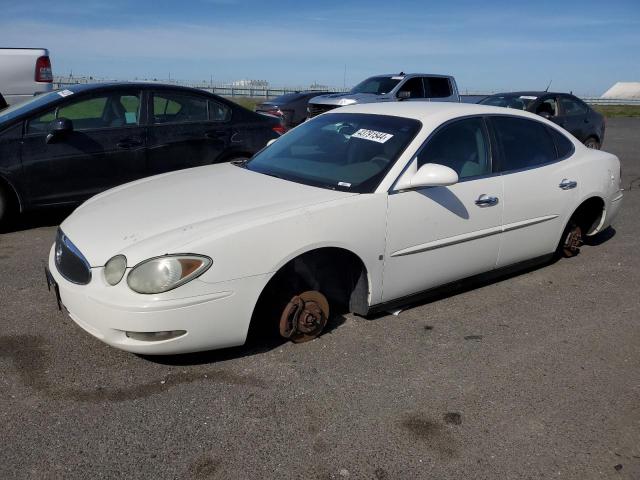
[46,102,623,355]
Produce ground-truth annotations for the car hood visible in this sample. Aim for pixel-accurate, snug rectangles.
[60,163,357,266]
[309,92,389,106]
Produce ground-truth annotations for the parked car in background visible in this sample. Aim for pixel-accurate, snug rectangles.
[256,91,334,129]
[0,48,53,107]
[479,92,605,149]
[45,102,622,355]
[307,73,459,118]
[0,82,283,225]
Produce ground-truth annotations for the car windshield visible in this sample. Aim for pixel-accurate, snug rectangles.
[479,95,536,110]
[244,113,421,193]
[0,91,62,123]
[350,76,402,95]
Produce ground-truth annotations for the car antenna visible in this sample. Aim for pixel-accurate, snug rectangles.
[544,79,552,92]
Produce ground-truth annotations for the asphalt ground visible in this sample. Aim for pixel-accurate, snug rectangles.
[1,118,639,479]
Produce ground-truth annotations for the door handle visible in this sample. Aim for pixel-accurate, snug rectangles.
[559,179,577,190]
[117,138,143,149]
[475,194,499,207]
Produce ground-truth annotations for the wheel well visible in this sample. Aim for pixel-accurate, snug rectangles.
[570,196,605,236]
[0,175,22,214]
[249,247,369,335]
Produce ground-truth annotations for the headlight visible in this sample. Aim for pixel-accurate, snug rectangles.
[104,255,127,286]
[127,255,212,294]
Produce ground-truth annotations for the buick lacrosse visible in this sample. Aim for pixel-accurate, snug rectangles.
[46,103,623,354]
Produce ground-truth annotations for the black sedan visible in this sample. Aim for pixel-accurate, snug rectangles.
[479,91,605,149]
[255,91,333,129]
[0,83,283,225]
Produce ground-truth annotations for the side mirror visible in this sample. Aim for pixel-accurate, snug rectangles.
[397,91,411,100]
[400,163,458,190]
[46,117,73,144]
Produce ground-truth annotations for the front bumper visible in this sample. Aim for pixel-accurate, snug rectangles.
[48,246,270,355]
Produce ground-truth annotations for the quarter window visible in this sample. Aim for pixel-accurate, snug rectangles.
[548,127,574,159]
[153,93,208,124]
[492,116,556,171]
[418,117,491,179]
[27,92,141,134]
[208,100,231,122]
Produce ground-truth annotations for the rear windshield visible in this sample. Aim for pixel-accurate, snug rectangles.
[351,76,402,95]
[244,113,421,193]
[479,95,536,110]
[0,91,61,123]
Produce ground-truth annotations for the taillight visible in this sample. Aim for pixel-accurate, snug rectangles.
[272,125,287,135]
[35,56,52,83]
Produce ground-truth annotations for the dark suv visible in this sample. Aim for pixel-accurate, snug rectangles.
[479,91,605,149]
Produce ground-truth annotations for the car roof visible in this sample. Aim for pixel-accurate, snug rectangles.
[63,82,214,96]
[334,101,556,125]
[372,73,453,79]
[487,91,572,97]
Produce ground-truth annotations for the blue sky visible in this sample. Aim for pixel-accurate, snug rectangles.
[2,0,639,95]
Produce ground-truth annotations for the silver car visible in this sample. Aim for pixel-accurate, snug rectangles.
[307,73,459,118]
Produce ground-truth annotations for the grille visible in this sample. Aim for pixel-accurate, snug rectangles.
[307,103,339,118]
[55,229,92,285]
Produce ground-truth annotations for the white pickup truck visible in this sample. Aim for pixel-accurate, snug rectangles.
[0,48,53,108]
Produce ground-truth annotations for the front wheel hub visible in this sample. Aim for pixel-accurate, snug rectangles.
[279,290,329,343]
[563,225,583,257]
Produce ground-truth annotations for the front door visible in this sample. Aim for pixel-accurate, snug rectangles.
[383,117,503,302]
[21,90,146,206]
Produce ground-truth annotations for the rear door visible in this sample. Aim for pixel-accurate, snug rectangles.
[557,95,589,141]
[146,90,232,175]
[489,115,579,267]
[21,89,146,205]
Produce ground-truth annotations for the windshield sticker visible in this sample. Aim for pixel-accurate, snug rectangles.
[519,95,537,100]
[57,89,74,98]
[352,128,394,143]
[338,181,352,187]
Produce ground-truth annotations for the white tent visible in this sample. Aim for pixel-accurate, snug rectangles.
[601,82,640,99]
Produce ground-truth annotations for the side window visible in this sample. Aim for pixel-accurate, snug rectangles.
[27,92,141,134]
[560,97,587,116]
[153,93,208,124]
[425,77,452,98]
[535,98,558,117]
[208,100,231,122]
[492,116,556,171]
[548,127,574,159]
[418,117,491,179]
[398,77,425,99]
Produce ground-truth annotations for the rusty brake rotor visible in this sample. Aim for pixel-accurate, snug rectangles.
[279,290,330,343]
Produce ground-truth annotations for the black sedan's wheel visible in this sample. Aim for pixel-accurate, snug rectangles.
[584,137,601,150]
[0,185,8,225]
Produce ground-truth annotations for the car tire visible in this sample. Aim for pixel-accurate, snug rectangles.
[584,137,601,150]
[0,184,12,228]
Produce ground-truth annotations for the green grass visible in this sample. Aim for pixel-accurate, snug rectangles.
[229,97,261,111]
[592,105,640,117]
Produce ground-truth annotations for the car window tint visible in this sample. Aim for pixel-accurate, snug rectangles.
[208,100,231,122]
[27,92,141,134]
[560,97,587,115]
[492,116,556,171]
[418,117,490,179]
[425,77,452,98]
[548,127,574,159]
[535,98,558,117]
[153,93,208,124]
[399,77,425,98]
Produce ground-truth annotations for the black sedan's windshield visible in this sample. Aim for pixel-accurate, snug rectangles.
[0,91,61,123]
[350,76,402,95]
[245,113,421,193]
[479,95,537,110]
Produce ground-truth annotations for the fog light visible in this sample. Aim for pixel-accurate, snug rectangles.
[125,330,186,342]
